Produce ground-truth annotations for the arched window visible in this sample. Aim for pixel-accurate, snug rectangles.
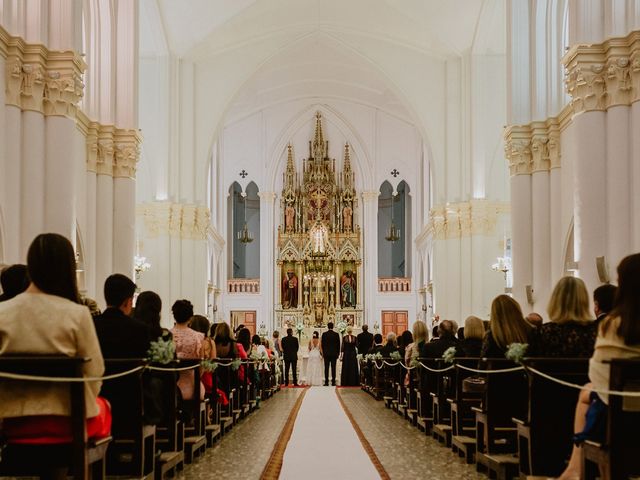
[378,180,410,278]
[228,181,260,279]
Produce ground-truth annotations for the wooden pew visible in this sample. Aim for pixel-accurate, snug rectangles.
[179,360,207,464]
[0,356,111,480]
[101,358,155,479]
[415,357,438,434]
[515,358,589,477]
[431,359,455,447]
[473,358,528,480]
[450,357,483,463]
[216,360,239,432]
[204,366,222,447]
[152,362,185,479]
[582,357,640,480]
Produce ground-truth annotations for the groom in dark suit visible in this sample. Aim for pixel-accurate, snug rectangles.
[321,322,341,386]
[281,328,299,386]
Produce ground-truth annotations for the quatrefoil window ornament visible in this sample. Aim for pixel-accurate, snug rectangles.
[390,169,399,178]
[239,169,248,179]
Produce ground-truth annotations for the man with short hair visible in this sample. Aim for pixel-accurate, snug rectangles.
[369,333,384,354]
[420,320,458,358]
[280,328,299,386]
[526,312,544,328]
[0,264,30,302]
[356,324,374,355]
[94,274,150,358]
[593,284,617,324]
[321,322,341,386]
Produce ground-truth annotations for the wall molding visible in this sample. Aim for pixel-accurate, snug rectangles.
[137,202,213,240]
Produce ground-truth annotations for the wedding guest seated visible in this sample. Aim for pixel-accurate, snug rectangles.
[171,299,204,401]
[404,320,427,385]
[94,274,151,358]
[0,233,110,443]
[536,277,597,358]
[236,327,251,358]
[559,253,640,480]
[420,320,458,358]
[133,290,173,424]
[430,325,440,342]
[214,322,246,385]
[380,332,399,357]
[0,264,29,302]
[189,314,216,359]
[250,334,269,358]
[593,283,617,325]
[481,295,535,358]
[525,312,543,328]
[134,290,172,342]
[398,330,413,359]
[369,333,384,354]
[457,316,485,357]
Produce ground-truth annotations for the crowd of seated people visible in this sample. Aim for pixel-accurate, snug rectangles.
[0,233,279,465]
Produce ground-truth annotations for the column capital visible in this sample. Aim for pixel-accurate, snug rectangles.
[258,191,277,202]
[361,190,379,202]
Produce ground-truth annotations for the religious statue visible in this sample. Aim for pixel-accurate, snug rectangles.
[282,271,298,309]
[340,270,356,308]
[285,204,295,232]
[343,204,352,232]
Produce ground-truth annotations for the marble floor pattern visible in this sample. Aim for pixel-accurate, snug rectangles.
[337,388,486,480]
[177,388,304,480]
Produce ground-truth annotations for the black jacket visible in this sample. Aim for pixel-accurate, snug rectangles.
[356,331,374,355]
[321,329,341,358]
[94,307,151,359]
[420,334,458,359]
[281,334,299,361]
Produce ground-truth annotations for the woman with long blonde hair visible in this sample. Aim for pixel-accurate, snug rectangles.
[537,276,596,357]
[481,295,534,357]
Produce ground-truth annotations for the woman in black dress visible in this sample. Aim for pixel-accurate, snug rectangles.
[340,326,360,386]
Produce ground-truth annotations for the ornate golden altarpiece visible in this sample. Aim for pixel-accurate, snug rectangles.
[276,113,363,328]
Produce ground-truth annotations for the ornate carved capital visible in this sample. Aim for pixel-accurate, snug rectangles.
[563,30,640,111]
[427,200,510,240]
[43,51,86,117]
[139,202,212,240]
[113,129,142,179]
[96,125,115,176]
[504,118,562,176]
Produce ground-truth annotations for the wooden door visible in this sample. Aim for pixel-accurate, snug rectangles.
[381,311,408,336]
[231,311,257,336]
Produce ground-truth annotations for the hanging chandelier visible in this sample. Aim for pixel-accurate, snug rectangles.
[237,192,254,244]
[385,193,400,243]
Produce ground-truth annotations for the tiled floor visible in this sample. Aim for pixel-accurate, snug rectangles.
[178,388,304,480]
[337,388,486,480]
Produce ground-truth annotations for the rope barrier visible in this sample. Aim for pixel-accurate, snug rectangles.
[0,359,266,382]
[419,362,455,373]
[455,364,525,374]
[523,365,640,398]
[0,365,145,383]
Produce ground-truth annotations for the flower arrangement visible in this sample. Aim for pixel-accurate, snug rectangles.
[356,353,363,362]
[390,351,402,361]
[442,346,457,364]
[295,322,305,338]
[201,359,219,372]
[147,337,175,364]
[410,357,420,369]
[505,342,529,363]
[336,321,347,334]
[230,358,242,371]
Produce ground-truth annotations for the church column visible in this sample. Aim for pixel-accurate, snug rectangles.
[259,191,277,331]
[361,191,378,325]
[43,52,85,240]
[95,126,115,305]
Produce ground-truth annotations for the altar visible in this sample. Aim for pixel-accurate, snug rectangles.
[276,113,363,329]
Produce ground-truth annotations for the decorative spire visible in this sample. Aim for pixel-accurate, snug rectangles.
[343,143,352,173]
[286,143,295,172]
[313,111,324,159]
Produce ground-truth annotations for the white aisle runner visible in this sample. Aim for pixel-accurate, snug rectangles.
[279,387,380,479]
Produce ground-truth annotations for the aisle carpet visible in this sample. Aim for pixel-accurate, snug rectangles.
[279,387,381,479]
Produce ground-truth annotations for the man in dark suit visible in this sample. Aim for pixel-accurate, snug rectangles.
[321,322,341,386]
[93,274,150,358]
[593,284,617,325]
[420,320,458,358]
[369,333,384,354]
[380,332,399,357]
[356,324,374,355]
[280,328,299,386]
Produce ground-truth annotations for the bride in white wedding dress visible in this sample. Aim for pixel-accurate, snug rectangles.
[306,331,324,386]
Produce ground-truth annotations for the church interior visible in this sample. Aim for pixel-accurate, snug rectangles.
[1,0,640,479]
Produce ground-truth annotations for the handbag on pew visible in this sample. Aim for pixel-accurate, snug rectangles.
[462,375,486,394]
